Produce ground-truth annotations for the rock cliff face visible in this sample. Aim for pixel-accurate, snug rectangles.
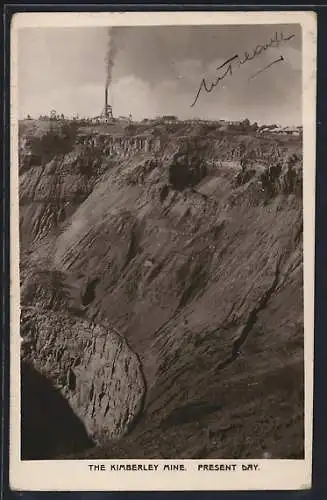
[19,119,304,459]
[21,307,145,446]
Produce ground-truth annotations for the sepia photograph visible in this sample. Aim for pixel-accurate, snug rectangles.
[10,11,316,491]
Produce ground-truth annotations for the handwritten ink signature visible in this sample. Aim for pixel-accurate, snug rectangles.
[190,31,295,108]
[248,55,284,81]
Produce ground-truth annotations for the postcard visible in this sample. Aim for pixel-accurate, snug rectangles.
[10,10,316,491]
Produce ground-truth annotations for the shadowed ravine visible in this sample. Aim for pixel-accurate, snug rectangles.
[21,361,94,459]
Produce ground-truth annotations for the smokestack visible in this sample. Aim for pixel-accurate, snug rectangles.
[103,27,116,121]
[105,86,108,117]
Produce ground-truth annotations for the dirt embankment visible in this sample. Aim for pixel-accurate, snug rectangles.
[19,120,304,459]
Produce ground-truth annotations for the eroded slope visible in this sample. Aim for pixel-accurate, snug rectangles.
[19,120,304,459]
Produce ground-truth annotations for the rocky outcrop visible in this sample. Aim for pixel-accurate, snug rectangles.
[19,121,78,172]
[76,133,162,158]
[21,307,146,445]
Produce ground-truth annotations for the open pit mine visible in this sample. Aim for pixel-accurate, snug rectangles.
[19,116,304,460]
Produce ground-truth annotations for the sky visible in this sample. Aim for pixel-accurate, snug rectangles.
[17,24,302,126]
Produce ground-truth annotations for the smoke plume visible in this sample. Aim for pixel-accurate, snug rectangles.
[105,27,117,99]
